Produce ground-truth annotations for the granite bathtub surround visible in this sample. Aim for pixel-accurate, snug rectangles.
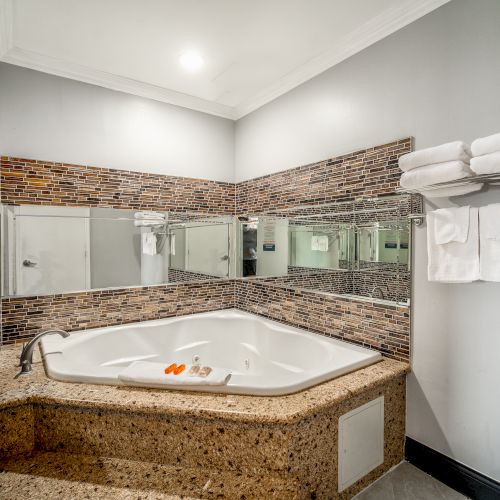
[236,138,412,213]
[1,280,235,346]
[236,280,410,362]
[0,346,408,499]
[0,156,236,214]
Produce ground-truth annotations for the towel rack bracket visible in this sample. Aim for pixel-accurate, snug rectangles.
[408,214,425,226]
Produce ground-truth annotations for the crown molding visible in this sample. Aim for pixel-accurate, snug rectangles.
[1,0,450,121]
[1,46,237,120]
[233,0,452,119]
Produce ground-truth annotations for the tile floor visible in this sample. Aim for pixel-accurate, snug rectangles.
[355,462,468,499]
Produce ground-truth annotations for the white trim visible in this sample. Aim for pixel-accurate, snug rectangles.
[1,47,237,120]
[0,0,450,120]
[233,0,452,119]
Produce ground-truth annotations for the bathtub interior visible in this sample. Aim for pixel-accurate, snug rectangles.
[41,309,382,395]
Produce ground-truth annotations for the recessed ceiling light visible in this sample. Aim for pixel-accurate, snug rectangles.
[179,51,204,72]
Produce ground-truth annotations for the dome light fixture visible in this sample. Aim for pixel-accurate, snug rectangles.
[179,51,204,72]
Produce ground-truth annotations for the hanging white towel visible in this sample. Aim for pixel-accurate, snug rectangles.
[118,361,232,388]
[470,151,500,175]
[420,183,483,198]
[141,232,157,255]
[399,161,473,189]
[479,204,500,282]
[433,206,470,245]
[398,141,471,172]
[427,207,479,283]
[471,132,500,157]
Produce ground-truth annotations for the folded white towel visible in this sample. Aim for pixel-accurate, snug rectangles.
[118,361,232,388]
[427,207,479,283]
[134,211,165,220]
[398,141,471,172]
[400,161,473,189]
[471,132,500,157]
[479,204,500,282]
[134,219,164,227]
[433,206,470,245]
[421,183,484,198]
[470,151,500,175]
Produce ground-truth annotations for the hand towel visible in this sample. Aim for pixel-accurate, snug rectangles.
[470,151,500,175]
[118,361,232,388]
[479,204,500,281]
[398,141,471,172]
[141,232,157,255]
[427,207,479,282]
[421,183,484,198]
[471,132,500,157]
[433,206,470,244]
[399,161,473,189]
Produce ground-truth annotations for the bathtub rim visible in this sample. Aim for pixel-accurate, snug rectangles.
[40,308,383,396]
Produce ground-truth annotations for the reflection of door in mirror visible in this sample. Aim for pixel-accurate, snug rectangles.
[185,223,230,278]
[12,205,90,296]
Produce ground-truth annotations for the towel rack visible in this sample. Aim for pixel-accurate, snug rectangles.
[396,172,500,194]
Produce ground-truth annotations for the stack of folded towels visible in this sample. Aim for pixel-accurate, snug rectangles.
[471,132,500,182]
[398,141,483,197]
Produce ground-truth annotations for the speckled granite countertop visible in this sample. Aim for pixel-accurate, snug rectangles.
[0,345,409,424]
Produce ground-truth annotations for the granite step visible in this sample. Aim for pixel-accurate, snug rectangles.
[0,451,300,499]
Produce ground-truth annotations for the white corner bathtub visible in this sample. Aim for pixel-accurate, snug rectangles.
[40,309,382,396]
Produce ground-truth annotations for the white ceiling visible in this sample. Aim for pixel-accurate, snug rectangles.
[0,0,450,119]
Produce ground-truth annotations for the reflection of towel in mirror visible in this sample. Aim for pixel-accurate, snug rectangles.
[479,204,500,282]
[134,211,165,220]
[141,232,157,255]
[118,361,232,388]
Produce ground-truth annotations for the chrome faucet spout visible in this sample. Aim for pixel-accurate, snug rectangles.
[17,329,70,377]
[371,286,387,300]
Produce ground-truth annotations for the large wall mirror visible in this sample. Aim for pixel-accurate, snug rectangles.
[0,205,232,297]
[1,194,419,304]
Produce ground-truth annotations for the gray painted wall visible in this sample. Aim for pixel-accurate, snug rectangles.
[235,0,500,481]
[0,63,235,182]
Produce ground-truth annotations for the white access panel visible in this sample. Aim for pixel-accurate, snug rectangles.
[338,396,384,492]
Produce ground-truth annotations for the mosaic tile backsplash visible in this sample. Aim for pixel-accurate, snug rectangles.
[236,138,411,212]
[1,138,414,360]
[1,281,235,346]
[0,156,235,214]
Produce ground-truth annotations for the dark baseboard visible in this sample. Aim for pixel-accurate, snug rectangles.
[405,437,500,500]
